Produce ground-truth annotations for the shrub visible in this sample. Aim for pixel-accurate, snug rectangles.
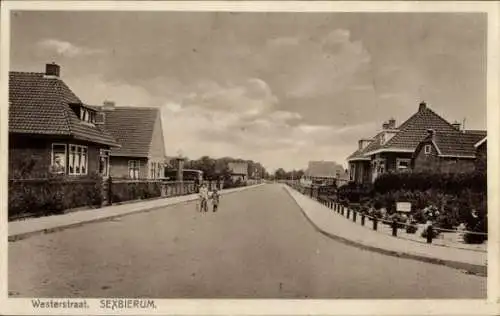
[8,174,103,220]
[110,180,162,203]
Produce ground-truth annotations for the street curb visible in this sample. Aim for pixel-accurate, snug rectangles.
[8,184,266,242]
[282,185,487,277]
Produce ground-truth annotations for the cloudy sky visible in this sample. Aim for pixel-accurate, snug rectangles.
[10,11,486,172]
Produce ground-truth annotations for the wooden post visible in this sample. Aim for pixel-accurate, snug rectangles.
[107,176,113,205]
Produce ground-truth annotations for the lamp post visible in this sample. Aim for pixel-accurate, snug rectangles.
[175,150,185,183]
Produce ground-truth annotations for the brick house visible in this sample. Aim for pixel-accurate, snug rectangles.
[474,136,487,172]
[228,161,248,182]
[98,102,166,179]
[8,63,120,179]
[347,101,470,184]
[413,129,486,173]
[303,161,347,186]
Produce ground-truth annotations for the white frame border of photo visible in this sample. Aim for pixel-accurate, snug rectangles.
[0,1,499,315]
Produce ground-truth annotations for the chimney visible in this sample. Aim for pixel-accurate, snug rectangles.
[419,101,427,112]
[388,118,396,129]
[45,62,60,77]
[102,100,115,111]
[358,139,372,150]
[452,121,461,131]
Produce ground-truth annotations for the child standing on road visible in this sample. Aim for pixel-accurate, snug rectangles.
[198,183,209,212]
[211,189,220,212]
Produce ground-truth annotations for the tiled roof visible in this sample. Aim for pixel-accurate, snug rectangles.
[305,161,345,178]
[347,140,373,161]
[423,131,486,157]
[374,106,458,152]
[9,71,119,147]
[100,107,160,157]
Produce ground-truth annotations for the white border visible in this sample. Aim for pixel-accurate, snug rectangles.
[1,1,499,315]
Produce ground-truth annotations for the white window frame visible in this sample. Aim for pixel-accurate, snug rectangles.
[51,143,67,174]
[68,144,88,176]
[349,164,355,181]
[150,161,157,179]
[99,149,111,178]
[128,160,140,179]
[424,144,432,155]
[397,158,411,170]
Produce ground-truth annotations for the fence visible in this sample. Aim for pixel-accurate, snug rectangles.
[8,177,224,221]
[284,181,487,249]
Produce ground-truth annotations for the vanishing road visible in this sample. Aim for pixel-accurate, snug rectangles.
[9,184,485,298]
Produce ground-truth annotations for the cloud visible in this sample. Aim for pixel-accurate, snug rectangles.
[263,29,371,99]
[37,39,105,58]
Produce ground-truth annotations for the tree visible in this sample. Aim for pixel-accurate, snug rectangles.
[274,168,286,180]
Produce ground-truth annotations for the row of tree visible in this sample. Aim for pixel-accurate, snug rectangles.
[169,156,269,181]
[272,168,305,180]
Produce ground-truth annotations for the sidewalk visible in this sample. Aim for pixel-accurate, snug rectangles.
[9,183,265,242]
[283,185,487,276]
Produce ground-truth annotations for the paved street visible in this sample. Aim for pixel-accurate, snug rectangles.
[9,184,485,299]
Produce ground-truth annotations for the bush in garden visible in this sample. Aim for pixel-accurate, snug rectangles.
[8,174,103,220]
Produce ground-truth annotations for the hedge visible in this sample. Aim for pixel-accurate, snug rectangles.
[110,181,162,203]
[373,171,486,195]
[8,174,103,220]
[334,170,487,238]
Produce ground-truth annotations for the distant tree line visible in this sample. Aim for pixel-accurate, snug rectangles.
[167,156,269,181]
[272,168,305,180]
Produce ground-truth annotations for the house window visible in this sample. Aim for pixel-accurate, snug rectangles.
[349,164,355,181]
[129,160,140,179]
[50,143,67,174]
[150,162,157,179]
[424,144,432,155]
[68,145,88,175]
[157,163,163,179]
[397,159,411,170]
[99,149,110,177]
[79,107,97,124]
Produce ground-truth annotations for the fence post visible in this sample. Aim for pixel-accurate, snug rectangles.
[392,220,398,237]
[341,206,345,216]
[107,176,113,205]
[353,211,357,223]
[426,224,433,244]
[373,217,378,231]
[361,214,365,226]
[347,208,350,219]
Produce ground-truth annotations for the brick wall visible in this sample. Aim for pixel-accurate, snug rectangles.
[475,142,487,172]
[9,134,106,178]
[413,140,476,173]
[110,156,149,179]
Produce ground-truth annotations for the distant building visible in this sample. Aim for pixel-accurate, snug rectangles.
[303,161,346,186]
[228,161,248,182]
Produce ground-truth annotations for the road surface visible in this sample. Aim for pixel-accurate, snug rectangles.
[9,184,485,298]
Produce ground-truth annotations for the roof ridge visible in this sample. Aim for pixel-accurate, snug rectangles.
[384,106,456,148]
[9,71,44,75]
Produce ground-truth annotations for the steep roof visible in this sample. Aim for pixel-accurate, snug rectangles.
[420,130,486,157]
[305,161,345,178]
[100,106,160,157]
[9,71,119,147]
[366,105,458,155]
[347,140,374,161]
